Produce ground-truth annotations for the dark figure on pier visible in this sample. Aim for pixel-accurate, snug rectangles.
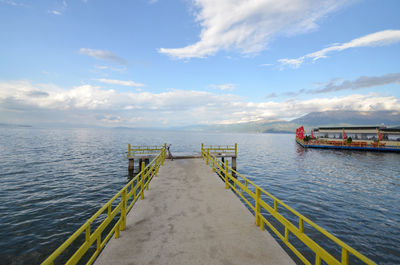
[167,144,174,161]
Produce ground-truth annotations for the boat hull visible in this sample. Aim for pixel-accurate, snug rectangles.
[296,138,400,153]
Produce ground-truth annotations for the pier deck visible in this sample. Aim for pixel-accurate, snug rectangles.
[94,158,294,265]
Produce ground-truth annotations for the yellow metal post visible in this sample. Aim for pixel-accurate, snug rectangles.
[121,189,127,231]
[155,159,159,176]
[212,156,215,172]
[206,149,209,165]
[315,255,321,265]
[161,147,165,165]
[342,248,349,265]
[115,224,120,239]
[96,234,100,252]
[201,143,204,158]
[299,218,304,233]
[284,227,289,243]
[146,165,149,191]
[85,224,90,242]
[225,160,229,189]
[235,143,237,157]
[255,187,261,226]
[141,161,145,200]
[128,144,131,158]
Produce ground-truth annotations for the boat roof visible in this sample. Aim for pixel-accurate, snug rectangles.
[316,126,381,130]
[314,126,400,133]
[381,128,400,133]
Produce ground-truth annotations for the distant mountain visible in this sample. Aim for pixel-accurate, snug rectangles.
[183,110,400,134]
[291,110,400,127]
[0,123,32,128]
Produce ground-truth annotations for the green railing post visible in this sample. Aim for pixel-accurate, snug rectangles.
[255,187,261,226]
[121,189,127,231]
[235,143,237,157]
[85,224,90,242]
[225,160,229,189]
[342,248,349,265]
[155,157,159,176]
[146,165,149,191]
[115,223,120,239]
[140,161,145,200]
[161,145,165,165]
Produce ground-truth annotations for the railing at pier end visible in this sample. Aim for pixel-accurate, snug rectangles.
[201,145,377,265]
[127,144,166,158]
[41,146,166,265]
[201,143,237,157]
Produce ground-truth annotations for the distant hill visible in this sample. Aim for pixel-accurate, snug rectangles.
[184,110,400,134]
[0,123,32,128]
[291,110,400,127]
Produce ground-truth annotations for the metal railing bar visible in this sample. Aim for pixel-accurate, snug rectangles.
[41,148,166,265]
[202,146,376,265]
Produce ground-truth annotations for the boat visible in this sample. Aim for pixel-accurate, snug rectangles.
[296,125,400,152]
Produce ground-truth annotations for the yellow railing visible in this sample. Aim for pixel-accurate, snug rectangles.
[201,143,237,157]
[41,147,166,265]
[127,144,166,158]
[201,147,376,265]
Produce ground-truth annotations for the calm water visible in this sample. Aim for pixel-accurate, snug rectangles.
[0,128,399,265]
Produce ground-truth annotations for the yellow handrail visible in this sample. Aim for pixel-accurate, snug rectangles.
[201,147,376,265]
[201,143,237,157]
[127,144,165,158]
[41,147,166,265]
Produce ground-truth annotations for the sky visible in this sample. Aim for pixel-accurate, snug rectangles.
[0,0,399,127]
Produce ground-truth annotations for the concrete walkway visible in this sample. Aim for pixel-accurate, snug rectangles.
[94,159,295,265]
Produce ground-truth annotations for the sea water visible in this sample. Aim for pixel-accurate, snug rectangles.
[0,128,399,264]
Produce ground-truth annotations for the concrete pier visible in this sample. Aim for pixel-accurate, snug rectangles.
[95,159,294,265]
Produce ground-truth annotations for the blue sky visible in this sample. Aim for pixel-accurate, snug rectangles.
[0,0,399,127]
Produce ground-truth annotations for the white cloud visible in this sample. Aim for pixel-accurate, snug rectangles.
[279,30,400,68]
[1,80,399,126]
[94,65,108,70]
[209,83,235,91]
[307,72,400,94]
[0,80,115,110]
[279,72,400,97]
[48,0,67,15]
[260,63,273,67]
[80,48,127,65]
[0,0,26,7]
[95,78,145,87]
[49,10,62,15]
[159,0,349,59]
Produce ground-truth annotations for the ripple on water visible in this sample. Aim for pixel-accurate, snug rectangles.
[0,129,399,265]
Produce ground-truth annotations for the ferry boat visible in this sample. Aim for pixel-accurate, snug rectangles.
[296,125,400,152]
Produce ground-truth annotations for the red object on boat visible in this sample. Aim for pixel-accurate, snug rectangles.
[299,126,304,140]
[378,131,383,141]
[311,130,314,139]
[296,126,305,140]
[343,130,347,139]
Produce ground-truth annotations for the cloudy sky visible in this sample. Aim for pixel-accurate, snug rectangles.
[1,0,399,127]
